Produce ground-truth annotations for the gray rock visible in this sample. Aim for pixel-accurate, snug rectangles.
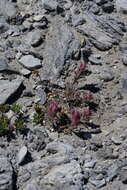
[19,55,42,70]
[116,0,127,14]
[5,2,17,19]
[111,136,123,145]
[64,0,73,10]
[46,142,74,155]
[23,182,40,190]
[120,43,127,53]
[32,21,47,29]
[17,150,76,189]
[0,56,22,74]
[84,160,96,168]
[78,13,125,51]
[0,77,23,104]
[0,0,17,19]
[88,55,102,65]
[72,14,86,27]
[120,73,127,93]
[35,87,47,105]
[119,169,127,184]
[33,15,45,22]
[89,178,106,188]
[0,22,9,34]
[99,66,114,82]
[27,128,46,152]
[102,2,114,13]
[17,146,28,165]
[107,165,119,182]
[40,18,73,81]
[42,0,58,11]
[122,56,127,66]
[0,57,8,72]
[25,30,42,47]
[20,68,31,76]
[40,160,83,189]
[89,3,100,14]
[0,157,13,190]
[23,20,32,30]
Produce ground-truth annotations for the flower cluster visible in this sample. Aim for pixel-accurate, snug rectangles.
[33,61,94,132]
[48,102,59,116]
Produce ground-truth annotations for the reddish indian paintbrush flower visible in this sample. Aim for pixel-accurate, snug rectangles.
[48,102,58,116]
[75,62,87,77]
[79,62,87,71]
[83,106,91,118]
[83,92,93,102]
[71,110,81,126]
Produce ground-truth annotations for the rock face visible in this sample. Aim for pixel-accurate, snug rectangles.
[1,0,127,190]
[0,77,23,104]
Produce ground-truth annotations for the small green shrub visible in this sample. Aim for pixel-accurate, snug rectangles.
[0,104,10,113]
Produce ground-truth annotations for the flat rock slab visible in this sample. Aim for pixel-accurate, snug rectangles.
[40,17,74,81]
[19,55,42,70]
[0,77,23,104]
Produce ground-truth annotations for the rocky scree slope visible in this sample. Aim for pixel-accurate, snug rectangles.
[0,0,127,189]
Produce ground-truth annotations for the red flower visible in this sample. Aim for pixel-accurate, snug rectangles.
[83,92,93,102]
[83,107,91,118]
[75,62,87,78]
[48,102,58,116]
[79,62,87,71]
[71,110,81,127]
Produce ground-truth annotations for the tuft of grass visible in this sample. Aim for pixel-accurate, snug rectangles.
[33,112,44,125]
[0,115,10,134]
[11,104,21,114]
[32,61,96,132]
[15,119,25,131]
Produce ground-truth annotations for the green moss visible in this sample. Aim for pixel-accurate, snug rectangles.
[0,104,10,113]
[0,115,10,134]
[11,104,21,114]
